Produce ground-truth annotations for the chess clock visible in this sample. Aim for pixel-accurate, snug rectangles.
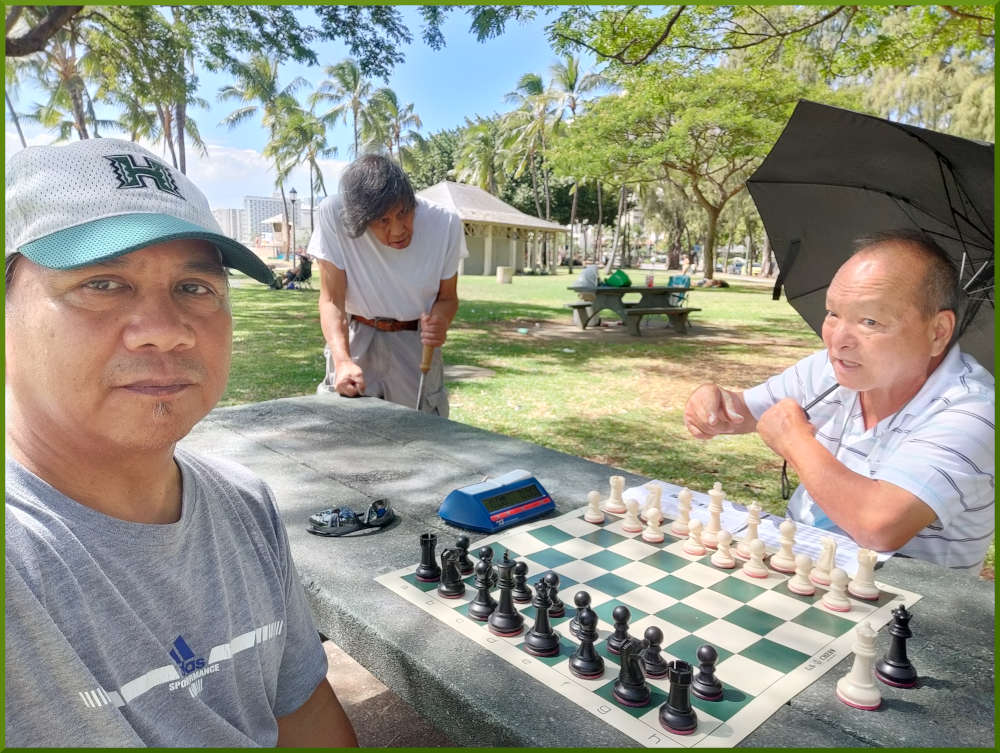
[438,470,555,533]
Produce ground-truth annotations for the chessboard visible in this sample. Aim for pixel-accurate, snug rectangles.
[377,494,921,748]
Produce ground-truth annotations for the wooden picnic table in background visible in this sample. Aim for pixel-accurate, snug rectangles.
[565,285,701,335]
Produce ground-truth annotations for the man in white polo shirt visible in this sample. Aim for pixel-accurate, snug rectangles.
[309,154,467,416]
[683,230,994,572]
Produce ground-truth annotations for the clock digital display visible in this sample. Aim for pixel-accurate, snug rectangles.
[482,483,544,512]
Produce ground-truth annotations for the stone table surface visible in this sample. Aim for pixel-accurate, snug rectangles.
[182,395,995,748]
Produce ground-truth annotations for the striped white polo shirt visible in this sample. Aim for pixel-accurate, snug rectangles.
[743,346,995,572]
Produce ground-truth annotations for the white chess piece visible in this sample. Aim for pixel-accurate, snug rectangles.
[683,519,706,555]
[735,502,762,560]
[769,519,797,573]
[710,530,735,568]
[810,536,836,586]
[584,490,605,524]
[622,499,643,533]
[671,487,692,536]
[848,549,880,600]
[821,567,852,612]
[741,538,769,578]
[702,482,724,549]
[787,553,816,595]
[641,483,662,522]
[835,621,882,710]
[642,507,665,543]
[603,475,627,514]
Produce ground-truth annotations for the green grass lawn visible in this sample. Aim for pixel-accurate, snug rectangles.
[224,269,993,573]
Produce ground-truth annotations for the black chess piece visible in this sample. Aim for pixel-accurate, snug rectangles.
[467,559,497,621]
[875,603,918,688]
[691,644,723,701]
[659,660,698,735]
[569,591,591,638]
[640,626,668,678]
[454,536,475,575]
[569,608,605,679]
[612,638,651,707]
[607,605,633,655]
[478,546,498,590]
[437,549,466,599]
[544,571,565,617]
[511,561,532,603]
[415,532,441,582]
[524,581,561,657]
[488,556,525,637]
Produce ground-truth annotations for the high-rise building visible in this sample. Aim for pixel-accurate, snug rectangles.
[211,208,244,242]
[242,194,287,247]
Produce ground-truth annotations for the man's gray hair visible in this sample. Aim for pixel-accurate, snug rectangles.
[853,229,959,317]
[338,154,416,238]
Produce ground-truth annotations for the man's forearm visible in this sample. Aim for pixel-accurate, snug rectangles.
[430,295,459,328]
[319,299,352,364]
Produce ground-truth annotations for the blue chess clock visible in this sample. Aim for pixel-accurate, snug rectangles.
[438,470,555,533]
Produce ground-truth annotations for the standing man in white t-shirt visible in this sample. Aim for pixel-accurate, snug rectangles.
[309,155,467,416]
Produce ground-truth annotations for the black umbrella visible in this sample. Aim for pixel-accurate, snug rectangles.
[747,100,994,373]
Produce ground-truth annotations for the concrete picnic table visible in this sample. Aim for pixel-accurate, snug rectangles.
[567,285,700,335]
[181,395,994,748]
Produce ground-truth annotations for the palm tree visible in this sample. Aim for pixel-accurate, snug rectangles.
[454,115,509,195]
[361,87,423,167]
[220,55,310,255]
[268,107,338,236]
[5,57,32,148]
[23,14,96,140]
[310,58,371,159]
[503,72,557,220]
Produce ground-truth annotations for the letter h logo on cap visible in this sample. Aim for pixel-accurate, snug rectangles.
[104,154,184,199]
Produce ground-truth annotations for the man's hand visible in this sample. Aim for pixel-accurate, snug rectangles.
[756,399,816,459]
[683,384,752,438]
[333,360,366,397]
[420,310,449,348]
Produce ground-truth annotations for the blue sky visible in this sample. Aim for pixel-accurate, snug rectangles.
[5,5,595,209]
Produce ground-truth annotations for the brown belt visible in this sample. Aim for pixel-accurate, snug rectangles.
[352,314,419,332]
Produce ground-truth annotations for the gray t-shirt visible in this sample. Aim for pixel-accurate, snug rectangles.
[5,448,328,747]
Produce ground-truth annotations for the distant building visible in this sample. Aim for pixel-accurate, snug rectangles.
[211,208,244,242]
[242,195,286,247]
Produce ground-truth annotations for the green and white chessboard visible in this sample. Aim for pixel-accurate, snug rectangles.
[377,505,921,748]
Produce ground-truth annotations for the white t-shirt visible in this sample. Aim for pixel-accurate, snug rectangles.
[307,195,468,320]
[742,346,995,571]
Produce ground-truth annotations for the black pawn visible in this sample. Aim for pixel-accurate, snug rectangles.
[415,532,441,582]
[875,603,918,687]
[607,605,633,655]
[544,571,565,618]
[640,626,668,678]
[569,591,591,638]
[511,561,532,603]
[454,536,474,575]
[437,549,465,599]
[612,638,651,707]
[488,556,525,637]
[524,581,561,657]
[659,660,698,735]
[569,607,605,679]
[478,546,498,590]
[467,559,497,621]
[691,644,723,701]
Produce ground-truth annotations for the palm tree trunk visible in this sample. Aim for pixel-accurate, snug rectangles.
[569,180,579,261]
[6,91,27,148]
[605,184,626,274]
[595,179,603,265]
[352,106,360,158]
[175,100,187,174]
[529,153,542,217]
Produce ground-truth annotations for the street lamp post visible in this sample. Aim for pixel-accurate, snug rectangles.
[288,187,298,268]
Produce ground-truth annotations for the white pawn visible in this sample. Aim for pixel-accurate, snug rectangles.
[769,519,797,573]
[835,621,882,710]
[683,519,706,555]
[703,482,724,549]
[622,498,643,533]
[603,475,627,514]
[736,502,762,560]
[821,567,852,612]
[810,536,837,586]
[742,538,769,578]
[642,507,665,543]
[584,490,605,524]
[641,483,662,522]
[671,487,692,536]
[787,553,816,596]
[848,549,880,600]
[710,530,735,568]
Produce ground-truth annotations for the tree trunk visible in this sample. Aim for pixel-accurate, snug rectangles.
[175,100,187,174]
[279,184,292,261]
[703,206,721,281]
[605,184,626,275]
[761,233,775,277]
[6,90,27,148]
[595,179,604,265]
[69,83,89,140]
[529,153,542,218]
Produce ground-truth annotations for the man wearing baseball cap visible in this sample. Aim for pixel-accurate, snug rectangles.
[5,139,357,746]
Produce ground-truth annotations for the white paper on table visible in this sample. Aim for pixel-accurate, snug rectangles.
[623,480,895,576]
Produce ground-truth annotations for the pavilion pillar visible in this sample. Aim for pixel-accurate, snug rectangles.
[484,224,494,276]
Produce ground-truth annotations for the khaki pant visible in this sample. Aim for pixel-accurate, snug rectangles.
[317,321,448,416]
